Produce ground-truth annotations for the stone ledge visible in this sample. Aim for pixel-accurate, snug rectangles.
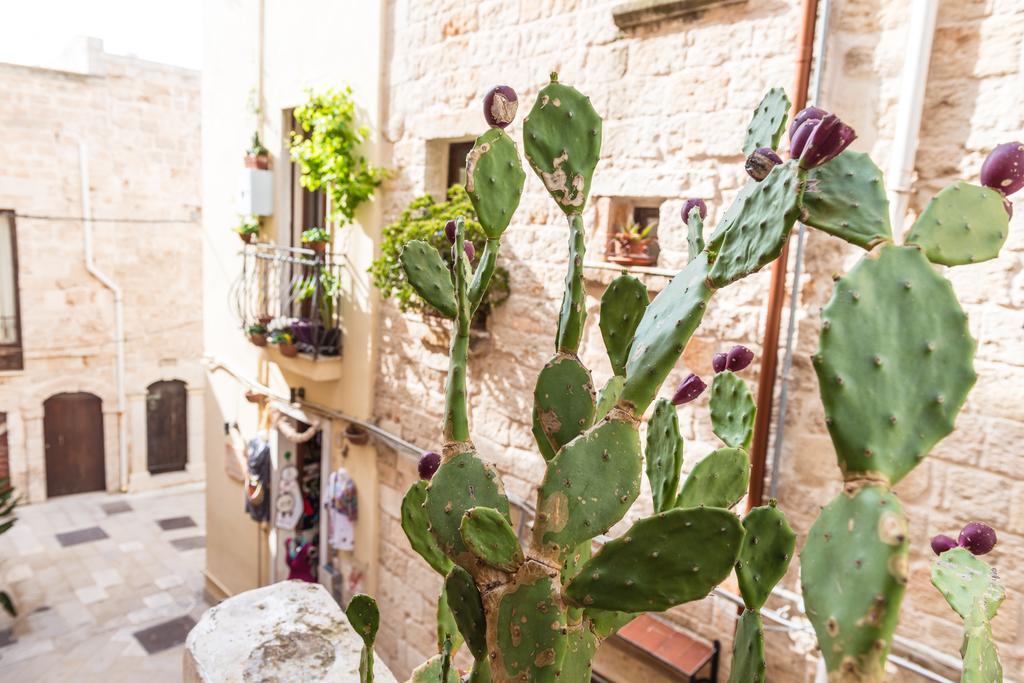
[612,0,747,29]
[184,581,397,683]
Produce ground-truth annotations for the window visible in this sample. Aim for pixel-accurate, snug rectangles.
[0,412,8,480]
[632,206,661,234]
[0,211,22,371]
[447,140,475,189]
[288,110,327,249]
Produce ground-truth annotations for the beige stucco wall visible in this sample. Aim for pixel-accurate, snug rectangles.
[370,0,1024,681]
[200,0,388,603]
[0,41,204,503]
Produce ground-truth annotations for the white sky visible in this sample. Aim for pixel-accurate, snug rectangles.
[0,0,203,70]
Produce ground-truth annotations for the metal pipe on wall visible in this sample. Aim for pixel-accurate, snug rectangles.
[79,142,129,492]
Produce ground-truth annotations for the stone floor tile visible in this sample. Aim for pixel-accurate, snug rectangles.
[143,592,174,609]
[92,568,123,588]
[4,564,32,583]
[132,614,195,655]
[154,574,183,590]
[101,501,133,515]
[169,535,205,551]
[74,585,108,605]
[55,526,108,547]
[118,541,144,553]
[156,516,196,530]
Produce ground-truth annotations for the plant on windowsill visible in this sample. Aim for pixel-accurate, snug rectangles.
[246,323,268,347]
[369,184,510,353]
[301,227,331,254]
[289,87,389,228]
[0,478,19,618]
[234,214,261,244]
[607,220,658,266]
[269,329,298,358]
[245,131,270,170]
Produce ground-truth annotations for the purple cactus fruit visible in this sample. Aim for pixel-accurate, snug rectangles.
[930,534,957,556]
[464,241,476,261]
[958,522,997,556]
[797,113,857,170]
[418,451,441,480]
[444,220,457,244]
[483,85,518,129]
[788,106,827,141]
[980,141,1024,196]
[726,345,755,372]
[789,119,816,160]
[712,352,727,374]
[681,198,707,223]
[671,373,706,405]
[745,146,783,181]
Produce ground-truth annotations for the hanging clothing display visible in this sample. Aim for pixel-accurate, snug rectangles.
[244,432,271,523]
[275,457,303,530]
[285,536,317,583]
[224,423,247,483]
[325,467,358,551]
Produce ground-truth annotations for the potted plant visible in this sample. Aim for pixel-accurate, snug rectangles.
[301,227,331,254]
[234,215,261,244]
[0,479,19,618]
[246,323,268,347]
[245,132,270,170]
[607,220,658,266]
[269,329,298,357]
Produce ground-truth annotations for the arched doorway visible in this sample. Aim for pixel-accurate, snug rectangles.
[147,380,188,474]
[43,393,106,497]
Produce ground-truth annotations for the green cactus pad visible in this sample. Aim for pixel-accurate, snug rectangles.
[468,659,492,683]
[402,481,453,576]
[425,451,511,569]
[564,507,744,612]
[557,213,588,353]
[707,160,802,288]
[595,375,625,421]
[904,181,1010,266]
[465,127,526,238]
[800,485,909,680]
[533,353,596,459]
[586,608,637,639]
[687,207,705,262]
[554,626,597,682]
[534,418,642,559]
[728,610,766,683]
[814,244,977,484]
[409,655,460,683]
[802,151,891,250]
[491,570,567,682]
[645,399,684,514]
[600,274,649,376]
[735,503,796,611]
[960,624,1003,683]
[620,252,713,416]
[346,594,379,683]
[742,87,791,155]
[459,506,524,573]
[400,240,457,319]
[523,75,602,214]
[436,583,464,654]
[675,447,750,510]
[445,565,488,660]
[710,370,756,450]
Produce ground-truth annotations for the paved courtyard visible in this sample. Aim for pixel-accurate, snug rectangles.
[0,483,207,682]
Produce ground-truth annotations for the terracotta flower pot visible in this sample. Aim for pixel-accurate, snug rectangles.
[244,389,262,404]
[344,423,370,446]
[257,314,273,326]
[249,333,268,347]
[238,231,255,244]
[306,240,328,254]
[607,237,658,267]
[279,343,298,358]
[244,154,270,170]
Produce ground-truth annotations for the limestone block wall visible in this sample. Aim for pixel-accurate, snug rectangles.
[0,44,203,502]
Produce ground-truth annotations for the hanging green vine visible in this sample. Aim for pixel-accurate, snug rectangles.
[289,87,389,226]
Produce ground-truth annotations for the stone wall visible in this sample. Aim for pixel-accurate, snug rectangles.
[0,41,204,502]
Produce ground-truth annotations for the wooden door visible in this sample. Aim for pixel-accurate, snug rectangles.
[146,380,188,474]
[43,393,106,497]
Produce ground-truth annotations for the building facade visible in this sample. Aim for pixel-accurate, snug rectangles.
[202,1,1024,680]
[0,38,205,502]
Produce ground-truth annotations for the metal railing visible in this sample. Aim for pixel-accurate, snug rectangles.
[230,243,343,359]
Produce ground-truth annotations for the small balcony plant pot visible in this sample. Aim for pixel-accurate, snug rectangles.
[244,389,262,404]
[607,237,658,267]
[244,153,270,170]
[309,240,327,254]
[239,231,255,245]
[249,332,268,347]
[257,314,274,327]
[343,423,370,446]
[279,342,298,358]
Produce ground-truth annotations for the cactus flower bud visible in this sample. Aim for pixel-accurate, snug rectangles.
[980,141,1024,196]
[418,451,441,480]
[712,352,727,374]
[464,241,476,261]
[444,220,457,244]
[726,345,754,372]
[745,146,783,181]
[671,373,706,405]
[681,198,707,223]
[930,534,957,556]
[958,522,997,556]
[793,113,857,170]
[483,85,518,129]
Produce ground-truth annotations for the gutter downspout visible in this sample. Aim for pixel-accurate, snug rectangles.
[887,0,939,230]
[79,142,128,491]
[747,0,820,509]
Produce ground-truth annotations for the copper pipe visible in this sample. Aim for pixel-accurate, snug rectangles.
[746,0,819,510]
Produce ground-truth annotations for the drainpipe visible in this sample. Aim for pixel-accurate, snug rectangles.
[79,142,128,491]
[887,0,939,231]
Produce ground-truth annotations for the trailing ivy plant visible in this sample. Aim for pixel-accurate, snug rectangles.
[289,87,388,226]
[370,184,509,320]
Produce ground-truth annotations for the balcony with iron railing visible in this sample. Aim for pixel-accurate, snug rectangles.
[231,243,344,380]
